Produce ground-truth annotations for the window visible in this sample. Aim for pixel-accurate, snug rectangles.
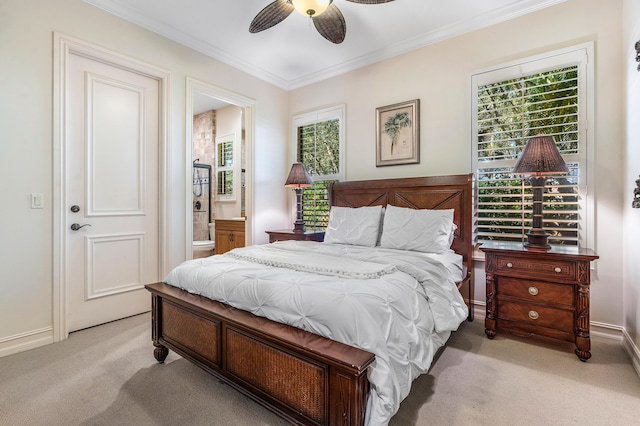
[215,134,235,200]
[292,105,345,230]
[472,44,594,248]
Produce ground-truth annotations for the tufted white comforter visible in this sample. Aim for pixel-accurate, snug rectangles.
[164,240,468,425]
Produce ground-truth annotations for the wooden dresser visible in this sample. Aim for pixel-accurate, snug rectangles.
[266,229,325,243]
[480,241,598,361]
[214,219,246,254]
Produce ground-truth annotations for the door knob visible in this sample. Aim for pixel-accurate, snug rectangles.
[71,223,91,231]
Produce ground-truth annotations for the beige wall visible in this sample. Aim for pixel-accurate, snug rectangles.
[289,0,625,327]
[623,0,640,367]
[0,0,289,355]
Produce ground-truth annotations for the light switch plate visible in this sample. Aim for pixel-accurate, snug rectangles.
[31,193,44,209]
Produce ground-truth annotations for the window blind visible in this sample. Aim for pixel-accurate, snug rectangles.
[293,105,344,231]
[474,61,586,246]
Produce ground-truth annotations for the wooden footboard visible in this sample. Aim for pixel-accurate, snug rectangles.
[145,282,374,426]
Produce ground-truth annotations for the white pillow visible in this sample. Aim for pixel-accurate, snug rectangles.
[324,205,384,247]
[380,205,455,253]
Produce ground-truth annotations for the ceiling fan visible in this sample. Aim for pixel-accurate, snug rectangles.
[249,0,396,44]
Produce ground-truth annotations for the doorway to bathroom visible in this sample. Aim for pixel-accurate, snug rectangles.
[186,78,255,260]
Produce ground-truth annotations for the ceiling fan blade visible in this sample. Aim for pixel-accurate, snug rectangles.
[249,0,295,33]
[312,4,346,44]
[345,0,395,4]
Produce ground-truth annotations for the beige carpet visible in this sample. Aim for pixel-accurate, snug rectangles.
[0,313,638,425]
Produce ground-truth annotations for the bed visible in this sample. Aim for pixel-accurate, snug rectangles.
[145,173,474,425]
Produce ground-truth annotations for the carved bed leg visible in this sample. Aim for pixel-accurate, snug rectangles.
[150,293,168,363]
[154,343,169,363]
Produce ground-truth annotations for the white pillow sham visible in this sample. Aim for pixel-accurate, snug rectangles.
[324,205,384,247]
[380,205,455,253]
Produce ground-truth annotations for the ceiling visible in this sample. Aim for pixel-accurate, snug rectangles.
[84,0,566,90]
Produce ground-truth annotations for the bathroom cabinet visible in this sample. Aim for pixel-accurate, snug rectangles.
[214,219,246,254]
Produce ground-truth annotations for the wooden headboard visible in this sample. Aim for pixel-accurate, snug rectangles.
[329,174,474,319]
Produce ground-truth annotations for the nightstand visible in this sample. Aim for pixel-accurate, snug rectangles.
[266,229,325,243]
[480,241,598,361]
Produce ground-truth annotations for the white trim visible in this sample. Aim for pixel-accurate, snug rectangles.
[53,32,170,341]
[590,321,625,341]
[0,327,54,358]
[622,328,640,379]
[83,0,567,90]
[291,104,346,181]
[185,77,257,259]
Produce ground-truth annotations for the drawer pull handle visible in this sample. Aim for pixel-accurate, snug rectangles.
[528,310,539,320]
[528,286,539,296]
[554,267,562,273]
[506,262,513,268]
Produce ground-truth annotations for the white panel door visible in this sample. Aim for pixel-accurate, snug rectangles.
[65,51,159,332]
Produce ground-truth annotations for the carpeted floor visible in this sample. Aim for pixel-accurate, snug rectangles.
[0,312,638,425]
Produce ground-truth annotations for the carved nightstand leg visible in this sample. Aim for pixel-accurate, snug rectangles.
[575,347,591,362]
[154,343,169,363]
[484,271,497,339]
[575,282,591,361]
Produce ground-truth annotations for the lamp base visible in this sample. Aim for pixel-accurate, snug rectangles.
[524,229,551,251]
[292,221,305,233]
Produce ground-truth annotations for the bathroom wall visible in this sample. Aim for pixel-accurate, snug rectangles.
[193,110,215,241]
[215,105,244,219]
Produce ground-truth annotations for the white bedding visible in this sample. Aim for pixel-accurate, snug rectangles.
[164,240,468,425]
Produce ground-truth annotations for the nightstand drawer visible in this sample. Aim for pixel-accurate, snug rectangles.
[496,256,575,281]
[499,300,573,331]
[498,277,574,306]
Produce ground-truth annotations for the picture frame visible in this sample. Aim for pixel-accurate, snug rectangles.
[376,99,420,167]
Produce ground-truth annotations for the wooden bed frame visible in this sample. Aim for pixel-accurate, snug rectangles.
[145,174,474,425]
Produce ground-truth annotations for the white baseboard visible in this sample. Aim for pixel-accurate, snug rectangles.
[0,327,54,358]
[590,321,624,341]
[471,300,640,379]
[471,300,486,320]
[622,328,640,378]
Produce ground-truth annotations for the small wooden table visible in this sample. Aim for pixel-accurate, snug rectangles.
[480,241,598,361]
[266,229,325,243]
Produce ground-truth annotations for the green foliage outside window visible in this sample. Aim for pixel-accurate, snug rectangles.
[476,65,580,245]
[297,118,340,230]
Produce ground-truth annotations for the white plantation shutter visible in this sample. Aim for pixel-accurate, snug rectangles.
[215,135,235,199]
[292,105,345,230]
[472,45,593,248]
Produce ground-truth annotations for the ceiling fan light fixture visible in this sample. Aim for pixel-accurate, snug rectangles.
[292,0,332,17]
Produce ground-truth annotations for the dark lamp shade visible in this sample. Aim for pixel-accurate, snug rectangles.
[512,134,569,175]
[284,162,313,188]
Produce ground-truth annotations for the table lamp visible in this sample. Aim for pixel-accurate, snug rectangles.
[512,134,569,250]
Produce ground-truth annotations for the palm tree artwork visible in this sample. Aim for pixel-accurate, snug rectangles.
[384,112,412,156]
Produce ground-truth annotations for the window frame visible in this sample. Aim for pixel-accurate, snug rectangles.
[215,133,236,201]
[291,105,345,229]
[470,42,595,255]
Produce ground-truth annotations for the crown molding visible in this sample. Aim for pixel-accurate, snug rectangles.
[84,0,567,90]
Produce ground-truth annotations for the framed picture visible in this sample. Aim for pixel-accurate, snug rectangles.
[376,99,420,166]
